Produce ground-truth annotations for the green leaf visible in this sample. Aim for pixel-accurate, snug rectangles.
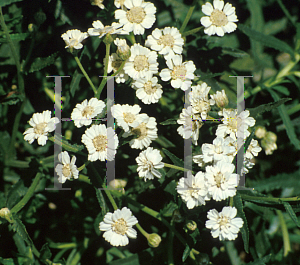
[109,254,140,265]
[70,70,83,97]
[238,24,295,60]
[0,0,22,7]
[162,148,184,167]
[246,254,272,265]
[182,245,190,262]
[160,119,177,125]
[282,201,300,228]
[6,179,28,210]
[0,33,30,43]
[233,193,249,253]
[222,47,249,58]
[94,188,108,216]
[28,52,58,74]
[248,97,291,119]
[10,216,33,247]
[0,257,28,265]
[40,243,52,262]
[271,85,290,96]
[161,201,178,217]
[268,90,300,150]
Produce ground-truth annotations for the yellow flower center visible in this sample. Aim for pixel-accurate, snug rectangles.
[157,34,175,47]
[218,216,229,227]
[132,123,147,139]
[214,172,224,188]
[123,112,136,124]
[34,122,47,135]
[126,6,146,24]
[171,65,187,81]
[144,81,156,95]
[92,135,107,151]
[134,55,149,71]
[228,116,242,132]
[82,106,94,117]
[62,164,71,177]
[210,9,228,27]
[112,218,128,235]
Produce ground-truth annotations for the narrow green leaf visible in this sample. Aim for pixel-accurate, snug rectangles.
[160,119,177,125]
[40,243,52,262]
[282,201,300,228]
[0,257,28,265]
[182,245,190,262]
[0,33,30,43]
[276,0,296,27]
[0,0,22,7]
[222,47,249,58]
[161,201,178,217]
[109,254,140,265]
[248,97,291,119]
[70,70,83,97]
[246,254,272,265]
[238,24,295,60]
[162,148,184,167]
[28,52,58,73]
[233,193,249,253]
[95,187,108,216]
[268,90,300,150]
[272,85,290,96]
[10,216,33,247]
[6,179,28,210]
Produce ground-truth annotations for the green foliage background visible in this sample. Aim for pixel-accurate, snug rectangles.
[0,0,300,264]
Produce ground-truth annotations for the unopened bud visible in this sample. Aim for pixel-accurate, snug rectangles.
[109,179,127,193]
[185,220,197,231]
[147,233,161,248]
[103,33,113,45]
[211,90,228,108]
[0,207,13,223]
[255,126,267,139]
[34,11,46,25]
[114,38,131,60]
[261,131,277,155]
[28,23,36,32]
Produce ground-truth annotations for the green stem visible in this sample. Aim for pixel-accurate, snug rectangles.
[74,56,97,94]
[136,223,149,238]
[182,26,204,37]
[179,0,198,34]
[48,136,87,157]
[167,223,174,265]
[164,163,189,172]
[96,43,111,99]
[78,161,90,172]
[241,194,300,203]
[103,183,118,211]
[244,53,300,99]
[10,172,43,214]
[0,7,24,96]
[111,60,126,77]
[276,210,291,257]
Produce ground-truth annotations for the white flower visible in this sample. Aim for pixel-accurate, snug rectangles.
[189,83,215,119]
[123,115,158,149]
[261,131,277,155]
[71,98,105,128]
[160,55,196,91]
[99,207,138,247]
[114,38,130,58]
[111,104,145,132]
[136,147,164,181]
[245,139,262,160]
[132,72,163,104]
[23,110,59,146]
[205,206,243,240]
[124,43,158,80]
[61,29,88,50]
[145,27,184,57]
[106,53,129,83]
[88,20,128,38]
[81,124,119,162]
[201,136,236,164]
[177,106,202,145]
[115,0,156,35]
[91,0,105,9]
[211,89,228,108]
[176,171,210,209]
[205,161,238,201]
[216,109,256,140]
[114,0,126,8]
[55,151,79,183]
[200,0,238,37]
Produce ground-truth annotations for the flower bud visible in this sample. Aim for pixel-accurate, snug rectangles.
[34,11,46,25]
[103,33,114,45]
[0,207,13,223]
[261,131,277,155]
[185,220,197,231]
[147,233,161,248]
[109,179,127,193]
[211,90,228,108]
[255,126,267,139]
[114,38,131,61]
